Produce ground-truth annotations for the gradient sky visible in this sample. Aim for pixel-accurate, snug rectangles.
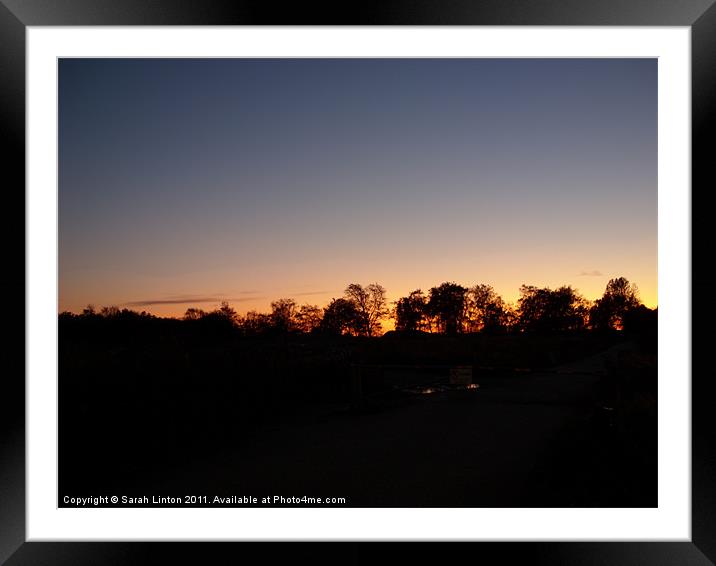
[59,58,657,321]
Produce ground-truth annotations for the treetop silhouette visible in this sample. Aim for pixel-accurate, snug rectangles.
[61,277,651,337]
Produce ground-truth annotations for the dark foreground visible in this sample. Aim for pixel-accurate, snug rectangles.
[59,327,656,507]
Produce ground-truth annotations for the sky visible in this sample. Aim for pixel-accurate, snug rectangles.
[59,58,657,321]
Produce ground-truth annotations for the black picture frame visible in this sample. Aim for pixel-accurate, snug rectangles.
[3,1,713,564]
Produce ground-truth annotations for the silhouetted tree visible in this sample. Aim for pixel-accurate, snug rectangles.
[216,301,238,323]
[517,285,588,333]
[427,282,467,335]
[344,283,389,336]
[590,277,642,330]
[100,305,120,317]
[622,304,657,351]
[64,277,652,340]
[295,304,323,334]
[81,304,97,317]
[465,284,508,333]
[242,310,272,335]
[501,302,519,333]
[321,298,363,336]
[270,298,298,333]
[394,289,428,332]
[181,301,239,334]
[184,308,207,320]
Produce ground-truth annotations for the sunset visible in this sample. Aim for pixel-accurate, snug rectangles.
[58,57,658,509]
[59,58,656,319]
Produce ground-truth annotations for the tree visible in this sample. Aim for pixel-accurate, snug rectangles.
[590,277,641,330]
[100,305,120,317]
[81,304,97,317]
[517,285,588,333]
[465,284,508,333]
[320,298,363,336]
[427,282,467,335]
[622,304,657,350]
[213,301,238,324]
[344,283,389,336]
[181,301,239,334]
[241,310,272,335]
[394,289,428,332]
[270,298,298,333]
[501,302,519,333]
[184,308,207,320]
[294,304,323,334]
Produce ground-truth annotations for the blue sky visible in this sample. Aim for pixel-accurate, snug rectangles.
[59,58,657,317]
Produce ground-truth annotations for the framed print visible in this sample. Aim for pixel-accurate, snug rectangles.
[3,1,714,564]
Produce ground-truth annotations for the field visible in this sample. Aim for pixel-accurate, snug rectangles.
[59,321,656,507]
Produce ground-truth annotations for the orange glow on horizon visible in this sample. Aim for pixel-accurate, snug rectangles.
[59,59,657,338]
[59,281,657,328]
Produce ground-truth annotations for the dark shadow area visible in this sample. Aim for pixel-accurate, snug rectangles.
[59,292,656,508]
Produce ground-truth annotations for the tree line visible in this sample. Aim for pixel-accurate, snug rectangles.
[61,277,654,337]
[394,277,648,335]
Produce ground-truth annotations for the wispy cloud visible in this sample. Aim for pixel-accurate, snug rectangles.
[293,290,331,297]
[159,294,223,302]
[124,290,332,307]
[124,296,262,307]
[160,291,257,301]
[577,270,603,277]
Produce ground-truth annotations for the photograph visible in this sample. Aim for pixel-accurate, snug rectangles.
[56,57,658,509]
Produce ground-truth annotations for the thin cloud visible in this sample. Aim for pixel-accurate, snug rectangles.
[577,270,603,277]
[293,290,331,297]
[124,296,262,307]
[162,291,257,300]
[160,294,224,302]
